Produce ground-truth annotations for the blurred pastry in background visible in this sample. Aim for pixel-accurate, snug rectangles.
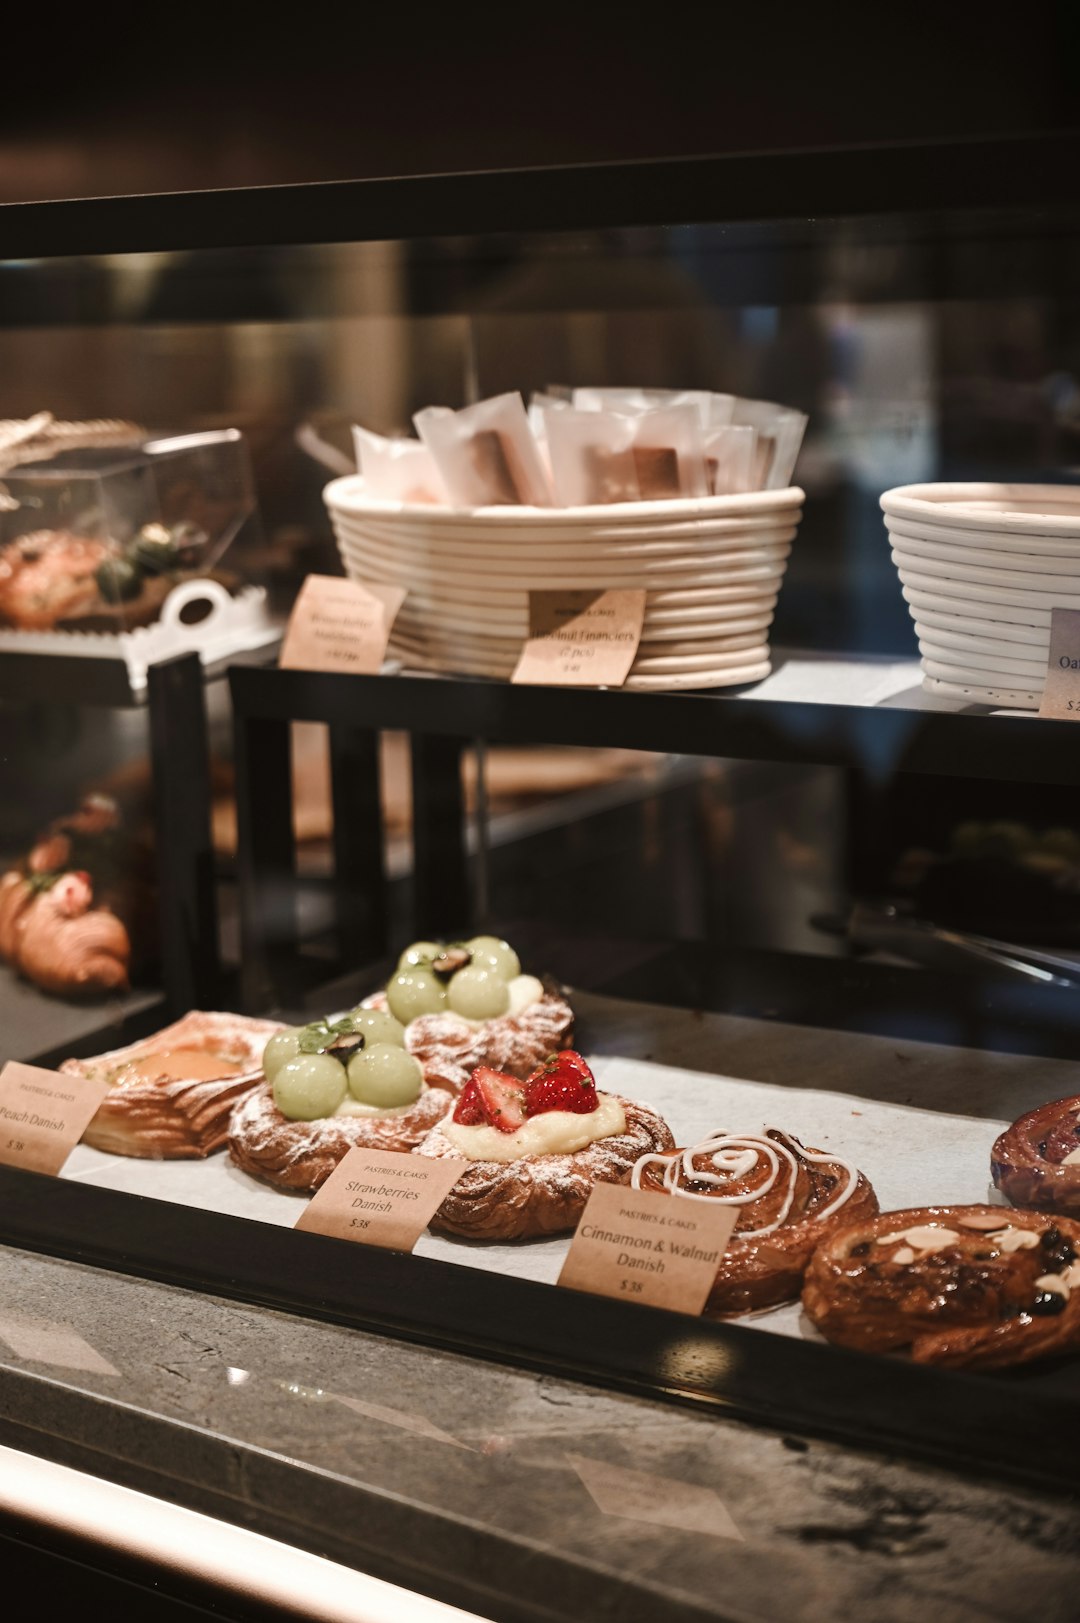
[0,793,156,998]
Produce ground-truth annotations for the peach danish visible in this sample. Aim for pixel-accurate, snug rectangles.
[61,1009,286,1159]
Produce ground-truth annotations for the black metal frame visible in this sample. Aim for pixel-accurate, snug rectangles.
[1,133,1078,261]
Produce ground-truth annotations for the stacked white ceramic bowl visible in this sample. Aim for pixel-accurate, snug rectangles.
[324,477,804,690]
[880,482,1080,708]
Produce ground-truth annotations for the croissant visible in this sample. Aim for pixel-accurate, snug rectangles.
[991,1096,1080,1215]
[0,871,33,962]
[631,1127,879,1316]
[802,1204,1080,1370]
[13,874,130,996]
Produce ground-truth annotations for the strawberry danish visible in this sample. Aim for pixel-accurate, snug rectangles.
[802,1204,1080,1370]
[991,1095,1080,1216]
[630,1127,878,1316]
[416,1050,675,1240]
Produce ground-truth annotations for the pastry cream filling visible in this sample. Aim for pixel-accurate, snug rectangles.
[443,1092,626,1162]
[332,1083,428,1119]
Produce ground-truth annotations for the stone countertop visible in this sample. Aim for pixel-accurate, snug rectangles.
[1,1245,1078,1623]
[3,990,1080,1620]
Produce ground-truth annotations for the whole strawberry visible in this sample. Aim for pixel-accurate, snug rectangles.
[525,1050,598,1117]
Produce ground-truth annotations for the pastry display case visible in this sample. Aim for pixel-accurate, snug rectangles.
[3,131,1080,1514]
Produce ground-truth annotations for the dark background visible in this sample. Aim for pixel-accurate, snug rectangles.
[0,6,1077,204]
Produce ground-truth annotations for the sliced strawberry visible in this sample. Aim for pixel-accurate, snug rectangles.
[525,1050,598,1117]
[453,1066,527,1133]
[452,1076,486,1126]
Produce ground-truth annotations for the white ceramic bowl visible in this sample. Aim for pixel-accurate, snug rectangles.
[882,482,1080,707]
[326,476,805,689]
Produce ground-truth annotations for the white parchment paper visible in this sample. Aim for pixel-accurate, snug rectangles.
[59,1026,1010,1343]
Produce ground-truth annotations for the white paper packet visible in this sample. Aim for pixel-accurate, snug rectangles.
[352,426,448,504]
[543,400,709,504]
[414,393,553,506]
[624,402,709,500]
[542,405,640,505]
[703,424,757,495]
[730,397,809,489]
[572,386,717,430]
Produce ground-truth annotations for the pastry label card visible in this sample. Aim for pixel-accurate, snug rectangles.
[279,574,406,675]
[557,1181,737,1315]
[0,1062,110,1176]
[512,589,646,687]
[1039,607,1080,719]
[294,1147,463,1251]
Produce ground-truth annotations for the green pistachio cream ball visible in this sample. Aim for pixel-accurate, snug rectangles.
[347,1044,423,1108]
[386,967,448,1024]
[346,1007,407,1048]
[262,1028,303,1080]
[465,935,521,980]
[447,964,511,1020]
[272,1053,347,1121]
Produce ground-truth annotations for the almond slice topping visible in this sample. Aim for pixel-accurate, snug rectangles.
[1034,1274,1071,1299]
[1062,1147,1080,1167]
[1062,1262,1080,1290]
[997,1227,1041,1252]
[958,1213,1012,1231]
[891,1246,916,1265]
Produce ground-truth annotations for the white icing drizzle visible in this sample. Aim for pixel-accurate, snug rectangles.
[630,1127,858,1236]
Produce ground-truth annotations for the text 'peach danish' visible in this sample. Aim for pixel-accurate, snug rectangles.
[630,1127,878,1316]
[802,1204,1080,1370]
[368,934,574,1091]
[227,1007,454,1191]
[61,1010,285,1159]
[991,1096,1080,1216]
[416,1050,674,1240]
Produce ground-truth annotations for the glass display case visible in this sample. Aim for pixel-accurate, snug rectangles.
[2,132,1080,1504]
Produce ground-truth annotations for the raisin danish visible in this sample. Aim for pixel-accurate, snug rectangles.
[802,1204,1080,1370]
[991,1096,1080,1216]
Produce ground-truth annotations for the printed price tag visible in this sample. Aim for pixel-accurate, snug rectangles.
[557,1180,737,1315]
[0,1062,110,1176]
[279,575,405,675]
[1039,607,1080,719]
[294,1147,463,1251]
[511,589,646,687]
